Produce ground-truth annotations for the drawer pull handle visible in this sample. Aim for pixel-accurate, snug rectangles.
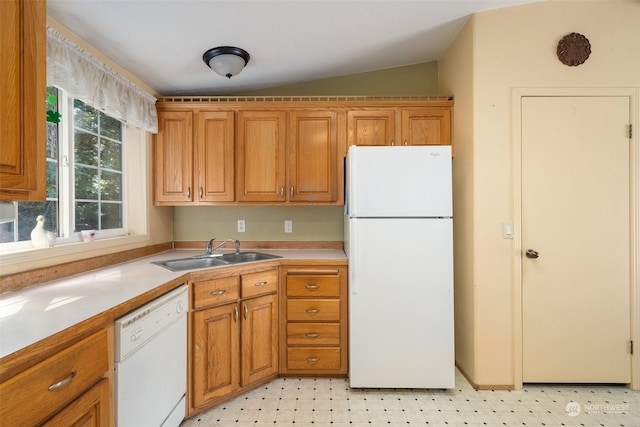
[234,306,239,322]
[210,289,227,296]
[306,284,319,289]
[306,309,320,314]
[306,333,320,338]
[244,303,249,319]
[306,358,320,363]
[48,371,77,391]
[254,281,267,287]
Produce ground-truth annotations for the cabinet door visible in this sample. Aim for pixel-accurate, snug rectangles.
[241,294,278,386]
[196,111,235,202]
[236,111,286,202]
[401,108,451,146]
[154,110,194,203]
[192,303,240,408]
[288,111,338,202]
[0,0,46,200]
[41,378,111,427]
[347,110,396,146]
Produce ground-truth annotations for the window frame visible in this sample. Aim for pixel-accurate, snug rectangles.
[0,89,149,261]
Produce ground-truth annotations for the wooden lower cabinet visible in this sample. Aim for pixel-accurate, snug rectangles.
[241,294,279,385]
[280,265,348,376]
[192,302,240,407]
[189,268,278,415]
[0,327,113,426]
[41,378,111,427]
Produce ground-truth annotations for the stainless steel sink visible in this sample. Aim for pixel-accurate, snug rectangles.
[153,252,281,271]
[153,256,230,272]
[219,251,281,263]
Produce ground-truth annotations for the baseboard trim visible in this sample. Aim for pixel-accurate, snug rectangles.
[456,362,515,390]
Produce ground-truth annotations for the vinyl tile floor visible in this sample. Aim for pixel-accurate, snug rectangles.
[180,370,640,426]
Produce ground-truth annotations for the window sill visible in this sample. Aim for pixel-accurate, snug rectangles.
[0,234,149,270]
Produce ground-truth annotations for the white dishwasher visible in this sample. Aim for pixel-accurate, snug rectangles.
[114,285,188,427]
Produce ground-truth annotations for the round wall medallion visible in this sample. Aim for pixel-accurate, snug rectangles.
[557,32,591,66]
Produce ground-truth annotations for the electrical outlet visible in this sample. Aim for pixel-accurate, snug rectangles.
[238,219,246,233]
[284,220,293,233]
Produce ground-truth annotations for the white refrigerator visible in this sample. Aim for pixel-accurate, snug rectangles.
[345,145,454,389]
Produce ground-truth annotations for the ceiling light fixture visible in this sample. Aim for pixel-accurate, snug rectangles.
[202,46,250,79]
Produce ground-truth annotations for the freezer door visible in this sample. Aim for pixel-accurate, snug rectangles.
[348,217,454,388]
[347,145,452,218]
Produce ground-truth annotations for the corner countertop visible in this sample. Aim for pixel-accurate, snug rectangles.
[0,248,346,359]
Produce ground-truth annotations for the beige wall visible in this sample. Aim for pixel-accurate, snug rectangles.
[440,0,640,387]
[439,17,477,383]
[234,62,439,96]
[173,206,343,243]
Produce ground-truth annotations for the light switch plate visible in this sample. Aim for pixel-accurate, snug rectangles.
[503,222,514,239]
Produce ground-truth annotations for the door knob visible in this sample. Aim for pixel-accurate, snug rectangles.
[525,249,539,259]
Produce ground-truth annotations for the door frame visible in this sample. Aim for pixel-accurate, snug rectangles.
[511,87,640,390]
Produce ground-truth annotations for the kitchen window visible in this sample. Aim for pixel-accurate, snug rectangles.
[0,87,131,249]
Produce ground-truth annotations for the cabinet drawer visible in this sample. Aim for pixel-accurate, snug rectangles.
[0,329,109,426]
[286,275,340,297]
[286,323,340,346]
[241,269,277,299]
[287,299,340,321]
[193,275,239,309]
[286,348,342,370]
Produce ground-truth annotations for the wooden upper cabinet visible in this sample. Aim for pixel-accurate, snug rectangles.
[196,111,235,202]
[236,111,287,202]
[401,108,452,146]
[0,0,46,201]
[154,100,452,205]
[347,110,396,146]
[155,109,235,205]
[289,111,338,202]
[154,111,194,203]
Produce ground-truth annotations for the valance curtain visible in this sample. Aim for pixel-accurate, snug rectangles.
[46,27,158,133]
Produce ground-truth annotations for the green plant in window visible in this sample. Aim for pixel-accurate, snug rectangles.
[46,93,61,123]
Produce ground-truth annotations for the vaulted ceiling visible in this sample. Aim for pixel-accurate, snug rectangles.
[48,0,542,96]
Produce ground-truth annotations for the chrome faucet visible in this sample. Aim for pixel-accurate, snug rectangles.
[205,237,240,255]
[205,237,217,255]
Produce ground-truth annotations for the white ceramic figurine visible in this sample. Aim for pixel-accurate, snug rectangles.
[30,215,57,248]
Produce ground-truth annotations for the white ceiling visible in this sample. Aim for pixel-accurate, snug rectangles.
[47,0,542,96]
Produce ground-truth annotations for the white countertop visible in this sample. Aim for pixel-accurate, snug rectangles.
[0,248,346,359]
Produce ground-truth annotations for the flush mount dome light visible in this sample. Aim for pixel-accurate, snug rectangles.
[202,46,250,79]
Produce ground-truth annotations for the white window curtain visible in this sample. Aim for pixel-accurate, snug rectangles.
[47,27,158,133]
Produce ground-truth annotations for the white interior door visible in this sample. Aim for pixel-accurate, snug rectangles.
[521,96,631,383]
